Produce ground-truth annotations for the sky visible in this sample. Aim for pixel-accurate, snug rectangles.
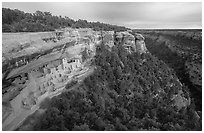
[2,2,202,29]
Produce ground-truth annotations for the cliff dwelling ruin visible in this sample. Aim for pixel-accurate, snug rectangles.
[2,28,149,130]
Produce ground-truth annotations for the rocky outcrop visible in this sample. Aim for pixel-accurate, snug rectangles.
[101,31,115,50]
[2,28,103,131]
[115,31,147,54]
[115,31,136,54]
[134,33,148,54]
[2,29,148,77]
[2,28,102,79]
[3,28,199,131]
[171,90,191,110]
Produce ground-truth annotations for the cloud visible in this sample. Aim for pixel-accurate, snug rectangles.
[2,2,202,29]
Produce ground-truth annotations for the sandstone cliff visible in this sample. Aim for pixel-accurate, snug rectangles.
[19,29,199,131]
[114,31,148,54]
[3,28,195,131]
[134,33,148,54]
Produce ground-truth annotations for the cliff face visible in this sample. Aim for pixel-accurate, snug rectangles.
[114,31,147,54]
[3,28,199,131]
[18,29,200,131]
[2,28,101,79]
[2,29,148,77]
[113,31,190,111]
[134,33,148,54]
[2,28,103,131]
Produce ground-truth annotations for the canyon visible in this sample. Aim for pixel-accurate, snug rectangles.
[2,28,199,131]
[2,28,146,130]
[137,29,202,111]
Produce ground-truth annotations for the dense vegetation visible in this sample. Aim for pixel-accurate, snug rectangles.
[142,31,202,111]
[135,29,202,41]
[32,42,201,131]
[2,8,128,32]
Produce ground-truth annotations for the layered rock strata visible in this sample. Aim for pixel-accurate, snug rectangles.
[2,28,190,130]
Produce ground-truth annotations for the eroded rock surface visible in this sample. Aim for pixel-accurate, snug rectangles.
[2,28,192,131]
[115,31,147,54]
[134,33,148,54]
[2,28,104,130]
